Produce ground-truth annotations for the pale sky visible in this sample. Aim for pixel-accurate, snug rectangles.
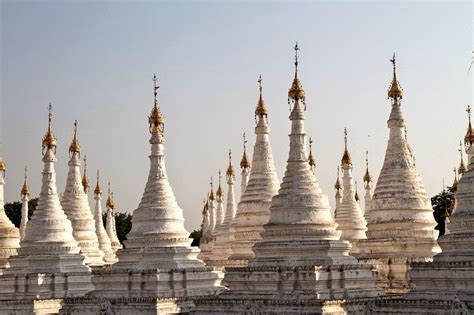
[1,1,472,231]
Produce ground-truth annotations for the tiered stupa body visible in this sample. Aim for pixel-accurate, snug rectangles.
[0,106,92,312]
[61,121,105,266]
[227,77,280,266]
[19,167,30,241]
[207,152,238,266]
[371,111,474,313]
[93,172,117,263]
[195,45,382,314]
[0,157,20,273]
[105,185,122,253]
[334,128,367,254]
[64,76,223,314]
[357,55,440,294]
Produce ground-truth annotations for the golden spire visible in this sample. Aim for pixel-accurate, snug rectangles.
[106,182,115,209]
[208,177,215,201]
[464,105,474,146]
[354,181,360,202]
[255,75,268,119]
[452,167,458,190]
[94,169,102,195]
[68,120,81,155]
[21,166,30,196]
[458,141,466,175]
[202,197,209,215]
[388,53,403,100]
[341,127,352,165]
[288,42,306,108]
[226,149,235,178]
[42,103,57,153]
[334,166,342,191]
[82,155,90,193]
[0,156,5,176]
[240,132,250,169]
[148,74,165,135]
[363,150,372,183]
[308,137,316,167]
[216,170,224,197]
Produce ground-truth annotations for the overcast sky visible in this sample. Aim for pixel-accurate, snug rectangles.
[1,1,472,231]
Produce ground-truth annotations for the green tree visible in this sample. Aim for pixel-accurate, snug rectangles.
[431,186,456,237]
[4,198,38,228]
[189,228,202,247]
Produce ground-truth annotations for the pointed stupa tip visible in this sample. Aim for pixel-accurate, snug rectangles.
[148,73,165,135]
[106,182,115,209]
[452,167,458,189]
[216,170,224,197]
[354,181,360,202]
[464,105,474,146]
[458,141,466,175]
[208,177,215,201]
[42,103,57,153]
[255,75,268,118]
[334,166,342,191]
[82,155,90,193]
[0,157,5,175]
[308,137,316,167]
[287,42,306,104]
[69,120,81,155]
[94,169,102,195]
[240,133,250,169]
[226,149,235,178]
[202,197,209,215]
[363,150,372,183]
[387,53,404,100]
[21,166,30,196]
[341,127,352,165]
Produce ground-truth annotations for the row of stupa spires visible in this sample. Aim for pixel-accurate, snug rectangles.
[0,111,124,270]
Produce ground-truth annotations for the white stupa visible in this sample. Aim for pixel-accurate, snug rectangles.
[195,44,382,314]
[19,167,30,241]
[239,133,251,196]
[0,157,20,273]
[92,170,117,263]
[357,54,440,294]
[61,121,105,266]
[363,151,373,219]
[227,76,280,266]
[198,180,215,262]
[0,105,92,306]
[334,128,367,254]
[104,183,122,253]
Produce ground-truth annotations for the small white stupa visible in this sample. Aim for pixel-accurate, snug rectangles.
[105,183,122,253]
[19,167,30,241]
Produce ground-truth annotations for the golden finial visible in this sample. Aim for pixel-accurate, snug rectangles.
[464,105,474,146]
[341,127,352,165]
[106,182,115,209]
[288,42,306,108]
[240,132,250,169]
[458,141,466,175]
[255,75,268,119]
[452,167,458,190]
[308,137,316,167]
[208,177,215,201]
[388,53,404,100]
[94,169,102,195]
[216,170,224,197]
[0,156,5,176]
[226,149,235,178]
[82,155,90,193]
[68,120,81,155]
[21,166,30,196]
[354,181,360,202]
[42,103,57,153]
[202,197,209,215]
[148,74,165,135]
[363,150,372,183]
[334,166,342,191]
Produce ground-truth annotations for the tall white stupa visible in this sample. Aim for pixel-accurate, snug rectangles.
[61,121,105,266]
[227,76,280,266]
[105,183,122,253]
[357,54,440,294]
[19,167,30,241]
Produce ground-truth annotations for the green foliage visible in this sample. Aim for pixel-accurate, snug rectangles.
[431,186,456,237]
[4,198,38,228]
[189,228,202,247]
